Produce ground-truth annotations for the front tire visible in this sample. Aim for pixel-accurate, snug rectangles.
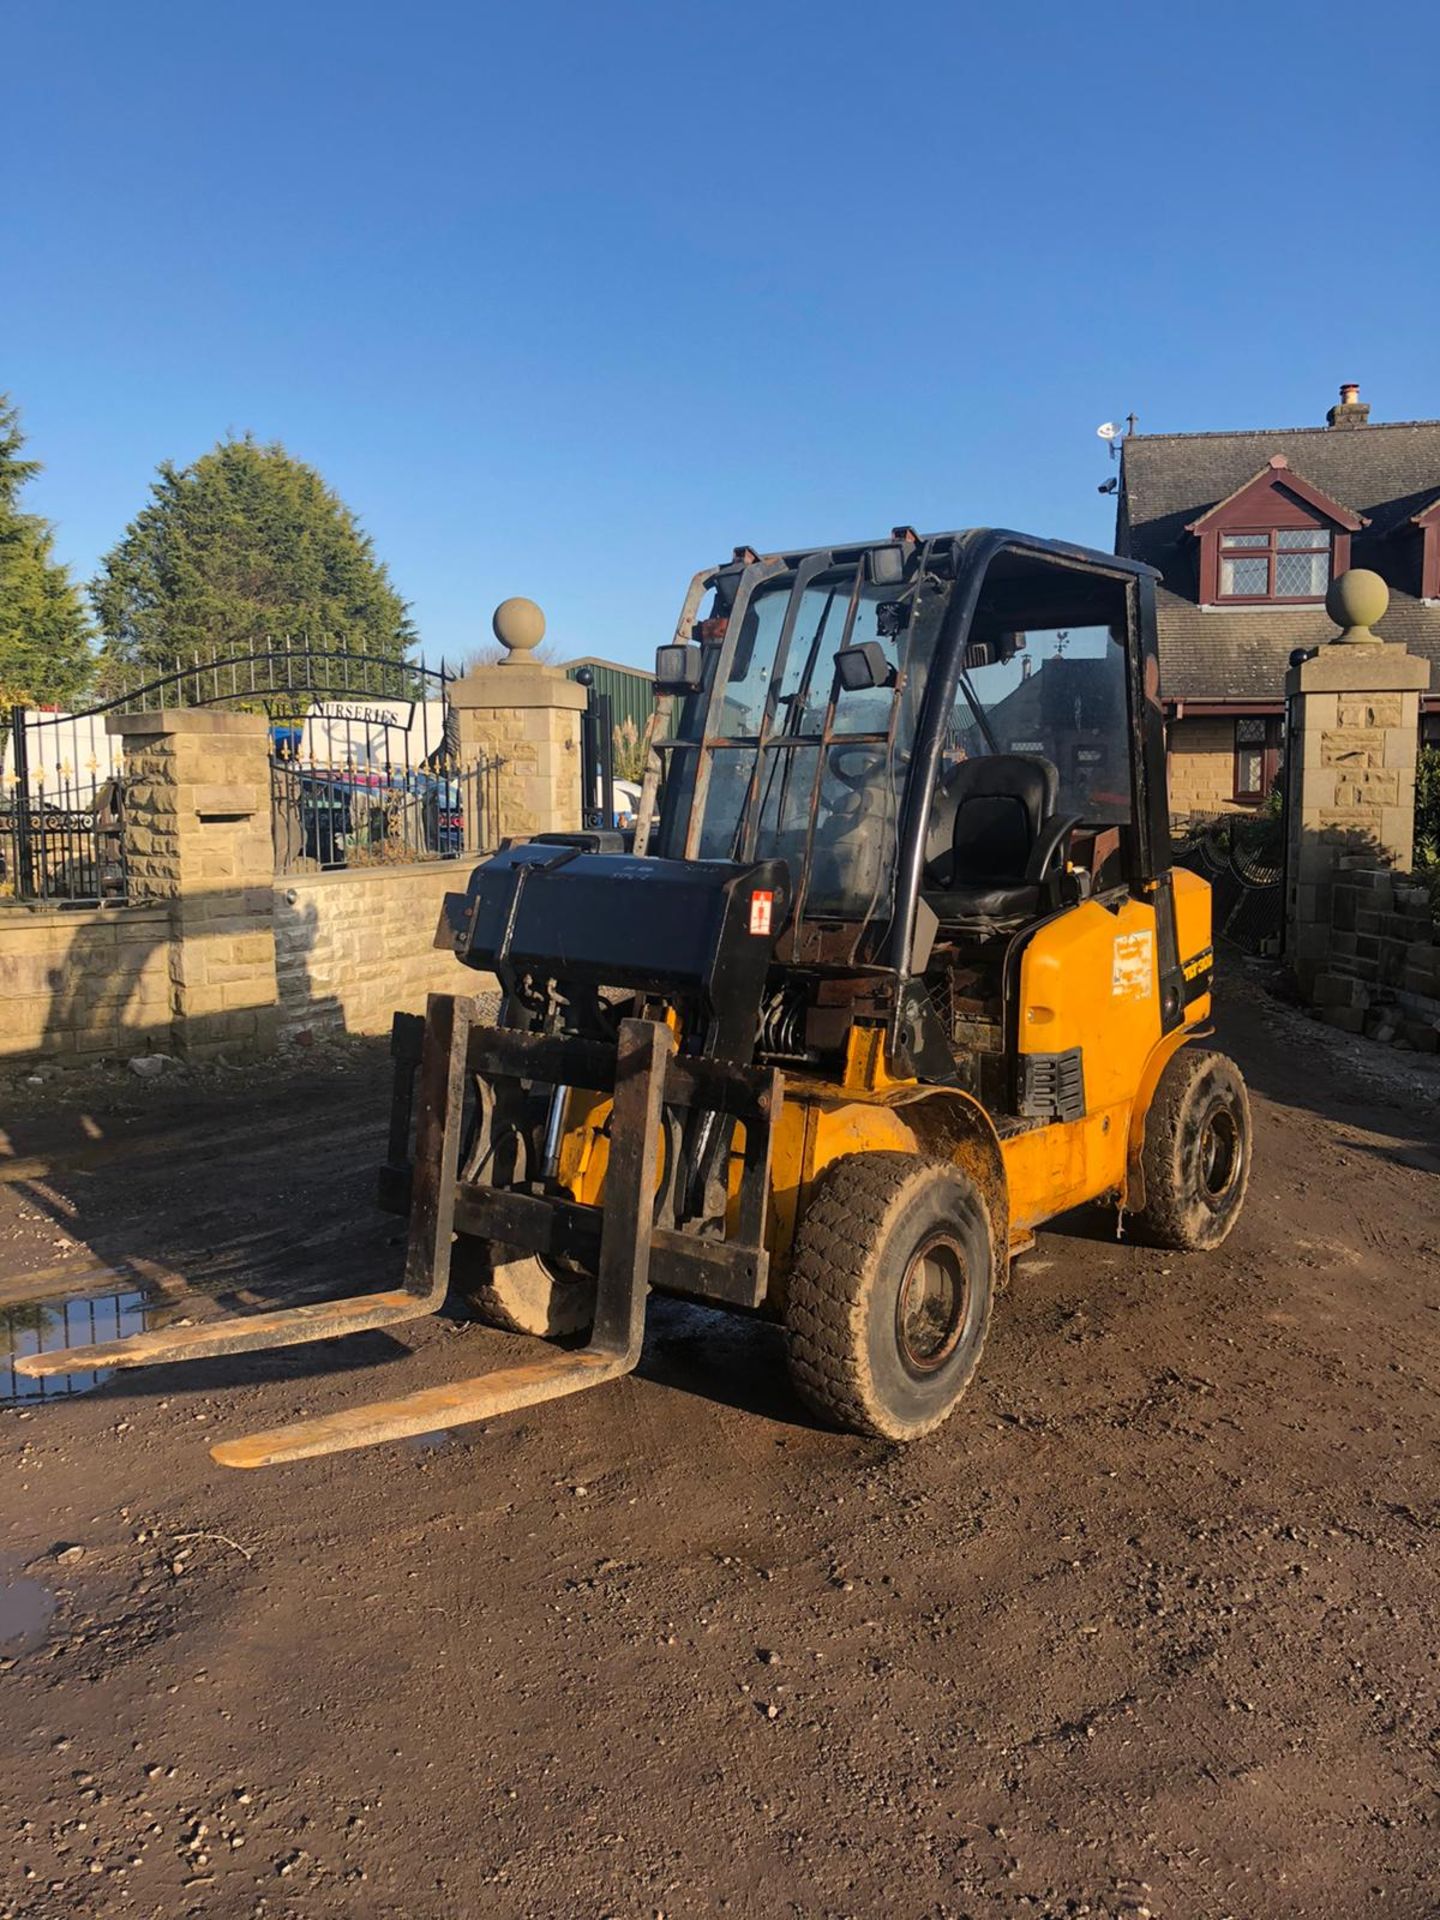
[452,1241,595,1337]
[786,1152,995,1441]
[1133,1048,1251,1251]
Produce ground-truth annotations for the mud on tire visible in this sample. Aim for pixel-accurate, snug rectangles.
[785,1152,995,1442]
[1133,1047,1251,1251]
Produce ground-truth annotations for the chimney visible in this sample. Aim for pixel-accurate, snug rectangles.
[1326,381,1371,429]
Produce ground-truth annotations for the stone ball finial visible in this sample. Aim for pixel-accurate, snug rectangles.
[1325,568,1388,644]
[491,596,546,662]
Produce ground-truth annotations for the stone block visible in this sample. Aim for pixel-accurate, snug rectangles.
[1288,643,1432,694]
[1322,728,1384,768]
[1337,695,1403,728]
[1333,768,1400,809]
[1342,869,1395,896]
[1384,728,1418,772]
[1330,888,1360,931]
[1312,972,1370,1010]
[1321,1006,1367,1033]
[1403,1019,1439,1053]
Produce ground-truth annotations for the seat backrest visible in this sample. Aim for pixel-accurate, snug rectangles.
[934,753,1059,883]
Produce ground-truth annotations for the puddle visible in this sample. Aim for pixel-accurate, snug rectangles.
[1,1286,154,1407]
[406,1429,452,1453]
[0,1574,57,1652]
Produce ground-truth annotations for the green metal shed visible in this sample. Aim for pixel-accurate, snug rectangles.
[563,656,667,743]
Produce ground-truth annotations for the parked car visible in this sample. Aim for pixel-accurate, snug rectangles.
[273,762,464,868]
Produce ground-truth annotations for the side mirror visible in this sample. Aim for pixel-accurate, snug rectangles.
[964,630,1026,670]
[654,643,705,694]
[835,641,894,693]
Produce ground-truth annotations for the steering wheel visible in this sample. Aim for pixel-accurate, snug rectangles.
[826,742,885,792]
[822,743,886,821]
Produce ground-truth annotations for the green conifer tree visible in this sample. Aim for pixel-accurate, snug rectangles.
[0,395,94,706]
[91,435,414,675]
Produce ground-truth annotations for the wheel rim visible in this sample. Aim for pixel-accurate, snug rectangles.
[895,1232,971,1375]
[1199,1101,1241,1202]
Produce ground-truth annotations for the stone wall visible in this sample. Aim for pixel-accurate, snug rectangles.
[274,865,480,1040]
[1167,716,1249,820]
[117,711,281,1061]
[1308,869,1440,1051]
[0,678,572,1068]
[0,906,172,1062]
[449,662,587,839]
[0,863,486,1066]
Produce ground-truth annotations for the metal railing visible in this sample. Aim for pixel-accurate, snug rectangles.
[1,766,128,907]
[270,750,501,874]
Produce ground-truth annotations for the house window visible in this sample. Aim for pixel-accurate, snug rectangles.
[1218,527,1331,601]
[1234,716,1283,802]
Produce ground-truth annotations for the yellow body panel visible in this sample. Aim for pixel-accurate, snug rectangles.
[547,876,1215,1303]
[1173,864,1214,1025]
[1004,893,1163,1225]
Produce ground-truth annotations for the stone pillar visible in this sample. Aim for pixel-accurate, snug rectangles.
[110,709,280,1060]
[448,598,589,840]
[1283,570,1431,994]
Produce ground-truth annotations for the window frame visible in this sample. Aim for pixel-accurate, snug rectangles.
[1232,715,1284,803]
[1216,525,1332,604]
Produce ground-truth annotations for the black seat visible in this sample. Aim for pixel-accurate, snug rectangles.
[924,753,1062,934]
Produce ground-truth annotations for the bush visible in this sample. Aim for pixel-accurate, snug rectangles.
[1416,745,1440,868]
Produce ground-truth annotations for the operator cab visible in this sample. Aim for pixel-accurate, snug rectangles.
[644,528,1168,1102]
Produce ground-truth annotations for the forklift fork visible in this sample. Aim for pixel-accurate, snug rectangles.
[16,999,675,1468]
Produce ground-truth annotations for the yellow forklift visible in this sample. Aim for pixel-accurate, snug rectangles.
[21,527,1250,1464]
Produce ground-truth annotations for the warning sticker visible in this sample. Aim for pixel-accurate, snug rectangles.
[1112,930,1154,999]
[748,889,774,936]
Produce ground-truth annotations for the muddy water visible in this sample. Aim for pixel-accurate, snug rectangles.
[0,1565,56,1653]
[0,1284,152,1407]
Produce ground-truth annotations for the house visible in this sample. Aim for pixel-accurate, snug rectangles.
[1116,385,1440,820]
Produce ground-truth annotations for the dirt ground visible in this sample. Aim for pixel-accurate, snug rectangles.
[2,966,1437,1920]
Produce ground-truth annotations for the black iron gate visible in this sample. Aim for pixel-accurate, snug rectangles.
[3,702,127,906]
[3,642,501,904]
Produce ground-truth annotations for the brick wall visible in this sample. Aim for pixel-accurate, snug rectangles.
[274,864,482,1040]
[0,907,172,1062]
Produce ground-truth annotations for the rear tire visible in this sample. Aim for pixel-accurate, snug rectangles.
[1133,1048,1251,1251]
[452,1241,595,1338]
[786,1152,995,1441]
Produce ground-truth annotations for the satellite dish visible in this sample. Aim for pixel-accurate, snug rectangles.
[1096,422,1120,440]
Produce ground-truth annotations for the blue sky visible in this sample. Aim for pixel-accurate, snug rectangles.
[7,0,1439,671]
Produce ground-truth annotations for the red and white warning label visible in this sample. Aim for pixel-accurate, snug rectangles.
[748,889,774,936]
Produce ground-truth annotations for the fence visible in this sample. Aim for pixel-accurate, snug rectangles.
[3,707,127,906]
[270,748,502,874]
[3,644,511,903]
[1172,811,1284,954]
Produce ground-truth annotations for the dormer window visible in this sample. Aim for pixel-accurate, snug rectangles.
[1218,526,1331,602]
[1186,455,1366,608]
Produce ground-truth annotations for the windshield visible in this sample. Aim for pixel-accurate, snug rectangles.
[658,557,945,924]
[654,539,1136,936]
